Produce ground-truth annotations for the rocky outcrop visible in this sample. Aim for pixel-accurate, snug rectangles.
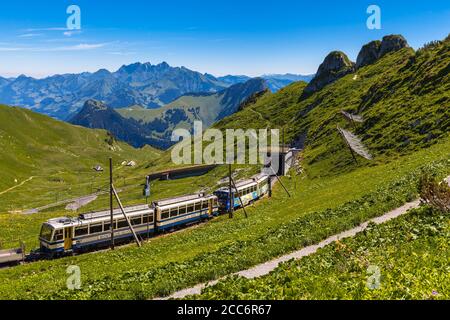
[356,35,409,69]
[356,40,381,69]
[303,51,355,96]
[378,34,409,58]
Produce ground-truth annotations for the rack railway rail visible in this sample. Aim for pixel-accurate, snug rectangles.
[0,172,273,268]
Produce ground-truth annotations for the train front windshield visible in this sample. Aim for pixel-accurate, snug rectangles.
[215,191,229,201]
[40,224,53,241]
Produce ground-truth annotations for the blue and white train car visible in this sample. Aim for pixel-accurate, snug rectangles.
[153,193,218,231]
[39,205,154,256]
[214,173,270,213]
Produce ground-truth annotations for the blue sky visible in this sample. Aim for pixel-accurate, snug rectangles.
[0,0,449,78]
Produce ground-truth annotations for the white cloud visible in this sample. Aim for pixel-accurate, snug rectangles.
[107,51,137,56]
[63,30,83,37]
[25,27,69,32]
[19,33,43,38]
[55,43,106,51]
[0,43,107,52]
[23,27,83,38]
[0,47,22,52]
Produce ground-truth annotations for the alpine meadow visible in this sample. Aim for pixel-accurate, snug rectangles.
[0,1,448,310]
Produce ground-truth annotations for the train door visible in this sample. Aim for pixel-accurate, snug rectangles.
[64,227,73,251]
[154,208,160,234]
[208,199,213,216]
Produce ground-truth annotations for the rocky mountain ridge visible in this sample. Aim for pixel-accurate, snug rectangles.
[304,35,410,96]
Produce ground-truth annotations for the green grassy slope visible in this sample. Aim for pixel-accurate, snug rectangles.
[118,93,222,127]
[214,37,450,177]
[0,104,161,212]
[0,36,448,300]
[117,78,268,147]
[195,205,449,300]
[0,141,448,299]
[117,93,223,138]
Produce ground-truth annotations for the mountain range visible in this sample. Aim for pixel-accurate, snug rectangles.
[218,74,314,92]
[70,78,269,149]
[0,63,311,120]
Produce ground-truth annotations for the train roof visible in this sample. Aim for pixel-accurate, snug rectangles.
[79,205,152,220]
[253,173,269,183]
[45,217,77,228]
[44,205,153,228]
[234,179,257,189]
[215,173,269,194]
[152,193,215,208]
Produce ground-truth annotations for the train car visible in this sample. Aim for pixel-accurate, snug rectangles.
[214,173,270,212]
[0,245,25,266]
[153,193,218,231]
[39,205,154,256]
[253,173,270,197]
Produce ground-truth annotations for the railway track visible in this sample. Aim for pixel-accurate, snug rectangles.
[0,213,223,269]
[0,187,273,269]
[0,169,288,269]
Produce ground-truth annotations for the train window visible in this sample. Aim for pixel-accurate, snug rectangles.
[90,224,103,234]
[143,214,154,224]
[216,192,228,200]
[187,204,194,213]
[194,202,202,211]
[170,208,178,217]
[75,227,88,237]
[40,224,53,241]
[202,201,209,209]
[161,209,170,219]
[179,205,187,215]
[117,219,128,229]
[104,223,111,231]
[131,217,142,226]
[54,229,63,241]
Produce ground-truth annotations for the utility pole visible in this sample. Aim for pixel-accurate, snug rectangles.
[269,167,291,198]
[228,164,233,219]
[268,175,272,198]
[109,158,115,250]
[112,186,141,247]
[230,176,248,218]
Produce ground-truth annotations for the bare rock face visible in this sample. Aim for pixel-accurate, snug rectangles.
[356,40,382,69]
[303,51,355,96]
[378,34,409,58]
[356,35,409,69]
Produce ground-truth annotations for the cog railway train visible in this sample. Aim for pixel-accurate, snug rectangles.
[39,173,271,256]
